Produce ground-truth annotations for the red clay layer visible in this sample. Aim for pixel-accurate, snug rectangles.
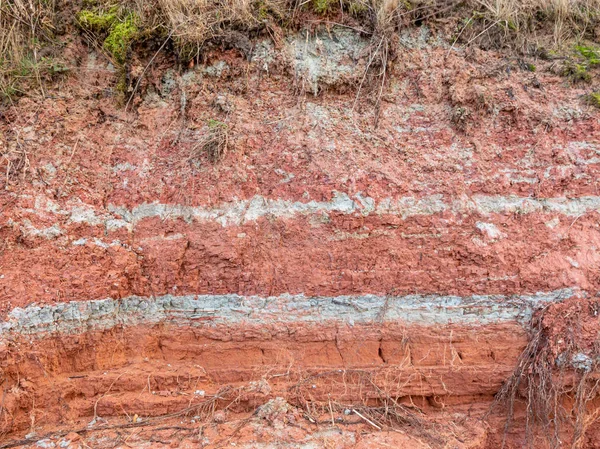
[2,46,599,314]
[1,211,598,314]
[2,35,600,448]
[2,49,599,208]
[0,320,525,433]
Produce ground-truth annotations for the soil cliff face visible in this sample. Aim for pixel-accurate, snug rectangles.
[1,25,600,448]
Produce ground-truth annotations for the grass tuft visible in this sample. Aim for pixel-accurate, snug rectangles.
[585,91,600,107]
[187,119,231,163]
[155,0,286,60]
[472,0,600,45]
[0,0,66,103]
[3,0,600,104]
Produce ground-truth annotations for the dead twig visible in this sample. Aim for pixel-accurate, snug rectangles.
[352,409,381,430]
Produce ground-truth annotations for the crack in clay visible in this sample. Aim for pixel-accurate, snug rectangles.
[0,288,579,338]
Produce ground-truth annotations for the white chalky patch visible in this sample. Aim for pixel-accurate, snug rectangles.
[476,222,505,240]
[0,288,580,338]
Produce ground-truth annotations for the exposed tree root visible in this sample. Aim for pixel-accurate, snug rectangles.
[493,299,600,448]
[288,368,447,448]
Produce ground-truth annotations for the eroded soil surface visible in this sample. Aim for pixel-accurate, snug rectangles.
[2,26,600,448]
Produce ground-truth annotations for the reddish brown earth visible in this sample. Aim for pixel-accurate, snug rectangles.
[1,26,600,448]
[1,322,521,429]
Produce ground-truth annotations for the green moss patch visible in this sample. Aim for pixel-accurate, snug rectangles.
[576,45,600,65]
[586,91,600,108]
[312,0,334,15]
[77,7,138,66]
[562,44,600,83]
[77,7,119,31]
[103,14,138,65]
[77,7,139,98]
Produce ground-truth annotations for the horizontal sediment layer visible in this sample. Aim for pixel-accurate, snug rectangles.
[0,291,594,441]
[1,290,575,431]
[4,60,600,206]
[0,292,537,434]
[0,289,579,338]
[11,193,600,232]
[3,195,599,314]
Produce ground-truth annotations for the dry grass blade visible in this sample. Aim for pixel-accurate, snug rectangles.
[287,368,446,448]
[156,0,286,55]
[1,130,30,187]
[190,120,230,163]
[0,0,60,102]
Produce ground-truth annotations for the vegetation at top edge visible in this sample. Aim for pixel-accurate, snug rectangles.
[77,6,119,31]
[563,43,600,82]
[4,0,600,104]
[77,7,138,66]
[585,91,600,107]
[0,0,69,103]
